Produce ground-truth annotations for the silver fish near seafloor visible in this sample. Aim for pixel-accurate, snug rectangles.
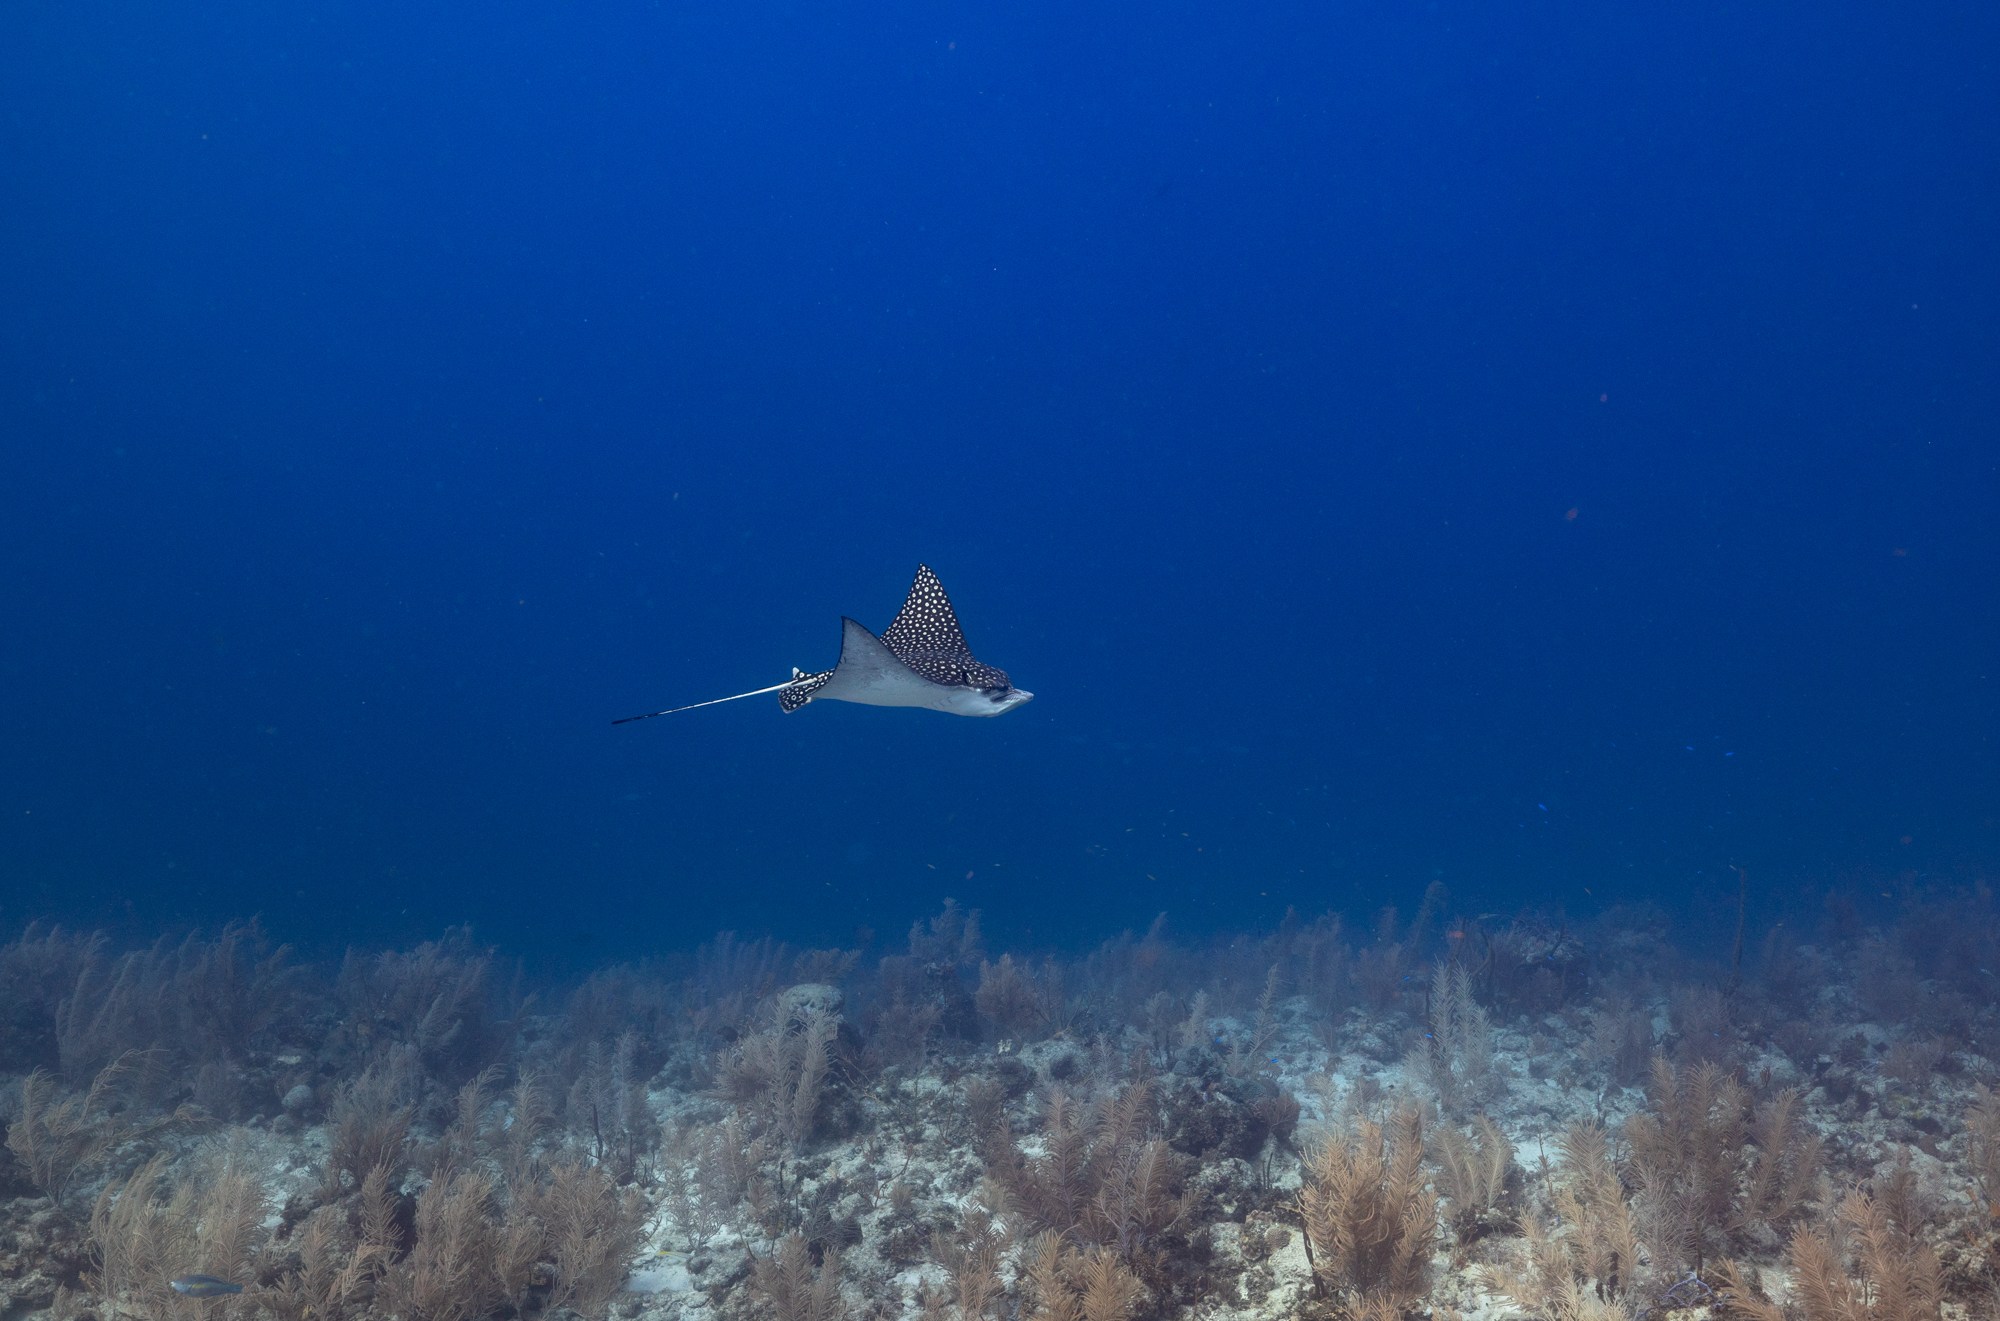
[170,1275,244,1297]
[615,564,1033,723]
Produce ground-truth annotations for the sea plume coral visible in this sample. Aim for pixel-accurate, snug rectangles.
[1485,1122,1644,1317]
[751,1230,847,1321]
[1715,1189,1941,1321]
[8,1054,199,1208]
[1295,1105,1438,1320]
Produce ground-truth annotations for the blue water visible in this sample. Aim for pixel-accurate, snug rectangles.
[2,2,1994,966]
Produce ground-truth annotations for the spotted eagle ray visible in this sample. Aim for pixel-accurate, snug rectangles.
[614,565,1033,723]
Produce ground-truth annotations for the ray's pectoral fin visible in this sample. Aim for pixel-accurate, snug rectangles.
[806,617,943,709]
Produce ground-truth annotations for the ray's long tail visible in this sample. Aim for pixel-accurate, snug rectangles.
[612,677,801,723]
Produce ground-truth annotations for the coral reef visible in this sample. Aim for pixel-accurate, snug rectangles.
[4,883,2000,1321]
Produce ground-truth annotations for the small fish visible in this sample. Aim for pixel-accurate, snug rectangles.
[170,1275,244,1298]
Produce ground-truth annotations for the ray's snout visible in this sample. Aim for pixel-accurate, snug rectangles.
[983,685,1034,715]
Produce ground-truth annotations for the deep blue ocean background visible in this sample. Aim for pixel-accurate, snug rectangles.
[2,1,1995,970]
